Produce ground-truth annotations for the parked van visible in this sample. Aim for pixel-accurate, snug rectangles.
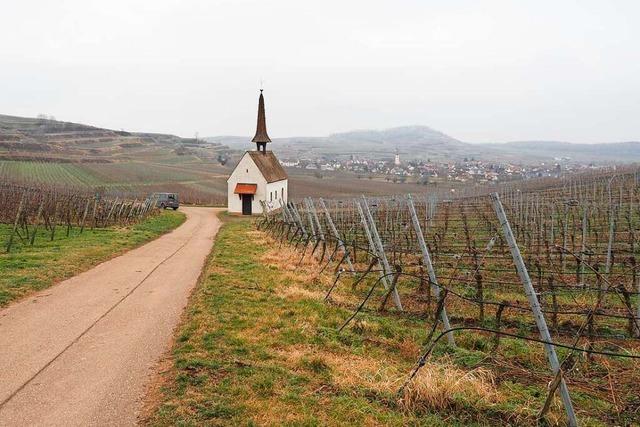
[152,192,179,210]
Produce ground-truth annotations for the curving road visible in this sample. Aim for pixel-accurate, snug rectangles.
[0,207,221,426]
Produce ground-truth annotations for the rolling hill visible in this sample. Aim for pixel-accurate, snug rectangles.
[208,126,487,161]
[0,114,236,204]
[208,126,640,163]
[0,114,232,164]
[481,140,640,162]
[2,113,639,204]
[0,115,441,203]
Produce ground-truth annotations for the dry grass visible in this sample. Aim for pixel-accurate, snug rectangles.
[277,345,404,394]
[400,361,502,413]
[279,285,326,301]
[147,219,598,426]
[261,238,358,307]
[327,352,405,393]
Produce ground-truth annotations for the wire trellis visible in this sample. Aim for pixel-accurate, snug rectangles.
[259,169,640,426]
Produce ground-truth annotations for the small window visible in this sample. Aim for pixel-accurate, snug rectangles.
[281,188,284,199]
[246,169,248,173]
[270,191,272,201]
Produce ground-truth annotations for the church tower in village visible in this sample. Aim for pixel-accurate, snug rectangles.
[227,90,289,215]
[394,148,401,166]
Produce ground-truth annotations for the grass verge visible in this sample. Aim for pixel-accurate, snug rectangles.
[145,217,617,426]
[0,210,185,306]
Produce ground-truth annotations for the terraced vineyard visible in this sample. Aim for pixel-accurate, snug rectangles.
[0,160,229,205]
[0,161,105,187]
[0,114,233,205]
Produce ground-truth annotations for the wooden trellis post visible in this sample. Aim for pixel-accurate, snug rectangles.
[605,206,616,278]
[116,200,126,221]
[30,198,45,246]
[6,191,26,253]
[80,198,91,234]
[579,206,588,287]
[91,196,99,229]
[636,267,640,338]
[259,200,270,223]
[127,199,138,220]
[303,198,317,241]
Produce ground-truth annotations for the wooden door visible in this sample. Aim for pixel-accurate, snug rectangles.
[242,194,252,215]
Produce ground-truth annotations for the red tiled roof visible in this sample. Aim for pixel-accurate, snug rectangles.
[234,183,257,195]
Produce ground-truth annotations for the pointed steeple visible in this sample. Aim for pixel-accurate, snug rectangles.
[252,90,271,152]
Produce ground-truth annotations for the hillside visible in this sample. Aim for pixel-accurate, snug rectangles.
[0,115,440,203]
[3,114,639,204]
[481,140,640,162]
[0,114,231,163]
[208,126,488,161]
[0,114,236,204]
[209,126,640,163]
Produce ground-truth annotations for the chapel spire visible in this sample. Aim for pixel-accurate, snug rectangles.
[251,89,271,153]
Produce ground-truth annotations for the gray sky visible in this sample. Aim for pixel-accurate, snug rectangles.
[1,0,638,143]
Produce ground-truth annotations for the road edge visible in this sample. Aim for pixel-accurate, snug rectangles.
[1,210,186,309]
[137,209,227,424]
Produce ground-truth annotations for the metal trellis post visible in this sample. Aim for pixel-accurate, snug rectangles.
[361,196,403,311]
[318,198,355,273]
[407,194,455,346]
[491,192,577,427]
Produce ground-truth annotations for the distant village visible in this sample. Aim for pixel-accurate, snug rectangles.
[279,152,608,185]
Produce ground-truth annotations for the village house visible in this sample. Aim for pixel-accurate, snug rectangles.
[227,90,288,215]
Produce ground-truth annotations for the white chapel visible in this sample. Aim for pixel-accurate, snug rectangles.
[227,90,288,215]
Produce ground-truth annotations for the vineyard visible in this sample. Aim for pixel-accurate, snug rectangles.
[0,161,228,206]
[259,170,640,425]
[0,182,159,253]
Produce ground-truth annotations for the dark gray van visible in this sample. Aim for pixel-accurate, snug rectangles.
[153,192,179,210]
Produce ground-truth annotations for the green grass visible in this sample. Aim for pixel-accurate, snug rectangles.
[145,218,616,426]
[0,160,208,188]
[0,210,185,306]
[0,160,104,187]
[0,160,228,205]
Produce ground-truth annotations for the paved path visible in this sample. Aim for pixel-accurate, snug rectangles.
[0,207,221,426]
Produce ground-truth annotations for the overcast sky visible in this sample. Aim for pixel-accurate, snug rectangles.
[1,1,638,143]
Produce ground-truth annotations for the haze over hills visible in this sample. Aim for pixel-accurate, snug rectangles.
[1,112,639,205]
[0,114,445,202]
[207,125,640,164]
[484,140,640,162]
[207,126,484,161]
[2,113,639,166]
